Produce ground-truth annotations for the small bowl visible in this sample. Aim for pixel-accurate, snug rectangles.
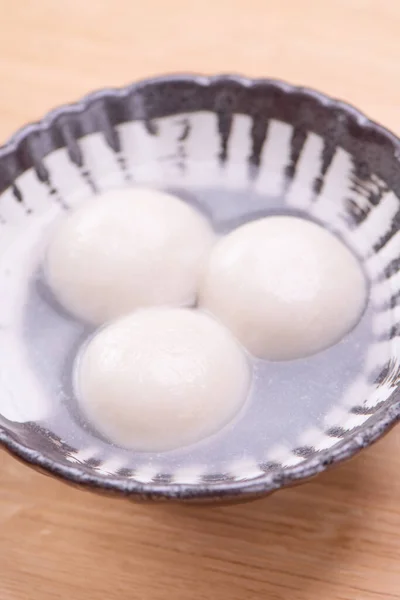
[0,74,399,504]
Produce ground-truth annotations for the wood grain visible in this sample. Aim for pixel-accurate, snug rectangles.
[0,1,400,598]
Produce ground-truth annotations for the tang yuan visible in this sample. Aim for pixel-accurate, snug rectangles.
[200,216,366,361]
[45,187,215,324]
[75,308,250,451]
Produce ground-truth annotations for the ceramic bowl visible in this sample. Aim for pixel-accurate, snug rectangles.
[0,74,399,503]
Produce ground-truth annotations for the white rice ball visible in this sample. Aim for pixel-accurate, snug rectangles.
[199,216,366,360]
[75,308,250,451]
[46,187,214,324]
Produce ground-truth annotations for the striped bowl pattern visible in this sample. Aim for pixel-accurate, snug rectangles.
[0,75,399,502]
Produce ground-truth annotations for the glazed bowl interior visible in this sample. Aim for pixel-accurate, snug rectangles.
[0,75,399,502]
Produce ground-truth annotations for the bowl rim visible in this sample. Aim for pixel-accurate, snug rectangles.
[1,73,400,501]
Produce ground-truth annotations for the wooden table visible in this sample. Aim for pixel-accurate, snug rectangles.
[0,1,399,598]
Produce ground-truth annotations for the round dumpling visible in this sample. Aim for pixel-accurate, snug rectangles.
[75,308,250,451]
[45,187,215,324]
[199,216,366,361]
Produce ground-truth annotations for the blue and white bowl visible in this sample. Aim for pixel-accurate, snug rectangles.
[0,74,399,503]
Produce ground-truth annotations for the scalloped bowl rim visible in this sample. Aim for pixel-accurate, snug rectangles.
[0,73,399,501]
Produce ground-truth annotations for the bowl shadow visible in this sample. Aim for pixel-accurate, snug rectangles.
[2,440,388,600]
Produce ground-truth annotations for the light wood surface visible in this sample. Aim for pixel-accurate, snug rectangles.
[1,1,400,598]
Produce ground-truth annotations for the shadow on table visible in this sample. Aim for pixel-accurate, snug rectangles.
[142,452,371,597]
[2,435,391,600]
[96,443,384,599]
